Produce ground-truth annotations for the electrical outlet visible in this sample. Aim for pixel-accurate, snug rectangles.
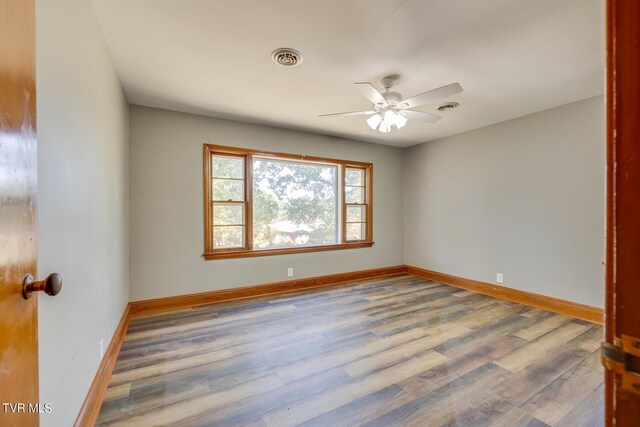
[287,268,294,277]
[99,339,105,361]
[496,273,504,284]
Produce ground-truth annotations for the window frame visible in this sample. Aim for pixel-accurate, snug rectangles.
[203,144,373,260]
[343,165,371,243]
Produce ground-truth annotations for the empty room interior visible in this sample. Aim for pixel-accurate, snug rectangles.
[6,0,631,426]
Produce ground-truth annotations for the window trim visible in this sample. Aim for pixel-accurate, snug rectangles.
[203,144,373,260]
[343,165,372,243]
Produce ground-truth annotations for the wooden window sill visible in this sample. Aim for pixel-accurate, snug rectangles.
[203,241,374,260]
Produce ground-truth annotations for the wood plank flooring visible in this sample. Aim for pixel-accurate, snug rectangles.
[97,274,604,426]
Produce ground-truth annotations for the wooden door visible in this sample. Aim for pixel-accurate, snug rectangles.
[0,0,39,426]
[604,0,640,425]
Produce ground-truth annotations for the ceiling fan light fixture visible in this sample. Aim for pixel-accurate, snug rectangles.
[383,110,396,124]
[384,110,407,129]
[396,112,408,128]
[367,113,382,130]
[372,110,407,132]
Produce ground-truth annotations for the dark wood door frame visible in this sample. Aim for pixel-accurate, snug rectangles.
[605,0,640,425]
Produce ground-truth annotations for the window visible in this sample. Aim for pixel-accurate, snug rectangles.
[253,157,338,249]
[204,145,373,259]
[345,167,368,241]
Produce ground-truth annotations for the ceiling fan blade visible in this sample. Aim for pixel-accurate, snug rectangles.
[319,110,376,117]
[355,83,387,106]
[402,83,463,109]
[401,110,442,123]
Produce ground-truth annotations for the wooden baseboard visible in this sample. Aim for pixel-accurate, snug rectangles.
[404,265,603,324]
[129,265,406,316]
[73,304,132,427]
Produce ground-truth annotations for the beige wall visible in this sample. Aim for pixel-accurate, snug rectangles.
[403,96,605,307]
[129,105,404,301]
[36,0,129,425]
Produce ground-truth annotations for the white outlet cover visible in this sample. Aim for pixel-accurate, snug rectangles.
[496,273,504,283]
[99,339,105,360]
[287,268,294,277]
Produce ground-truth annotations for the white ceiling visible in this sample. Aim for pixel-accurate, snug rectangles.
[92,0,605,148]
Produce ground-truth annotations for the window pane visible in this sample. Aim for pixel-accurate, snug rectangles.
[347,205,366,222]
[253,158,338,249]
[213,155,244,179]
[345,168,364,186]
[213,226,244,248]
[213,203,244,225]
[346,223,366,241]
[345,186,364,204]
[212,179,244,201]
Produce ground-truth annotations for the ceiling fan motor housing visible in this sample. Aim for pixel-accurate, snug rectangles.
[382,91,402,106]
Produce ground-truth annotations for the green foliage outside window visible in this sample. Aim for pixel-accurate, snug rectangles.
[253,158,337,249]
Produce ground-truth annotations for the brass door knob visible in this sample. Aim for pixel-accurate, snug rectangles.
[23,273,63,299]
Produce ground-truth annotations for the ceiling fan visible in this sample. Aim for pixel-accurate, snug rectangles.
[320,76,463,133]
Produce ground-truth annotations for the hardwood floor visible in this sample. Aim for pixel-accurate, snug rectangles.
[96,274,604,426]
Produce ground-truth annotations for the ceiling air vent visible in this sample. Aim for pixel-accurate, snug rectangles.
[437,102,459,112]
[272,48,303,67]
